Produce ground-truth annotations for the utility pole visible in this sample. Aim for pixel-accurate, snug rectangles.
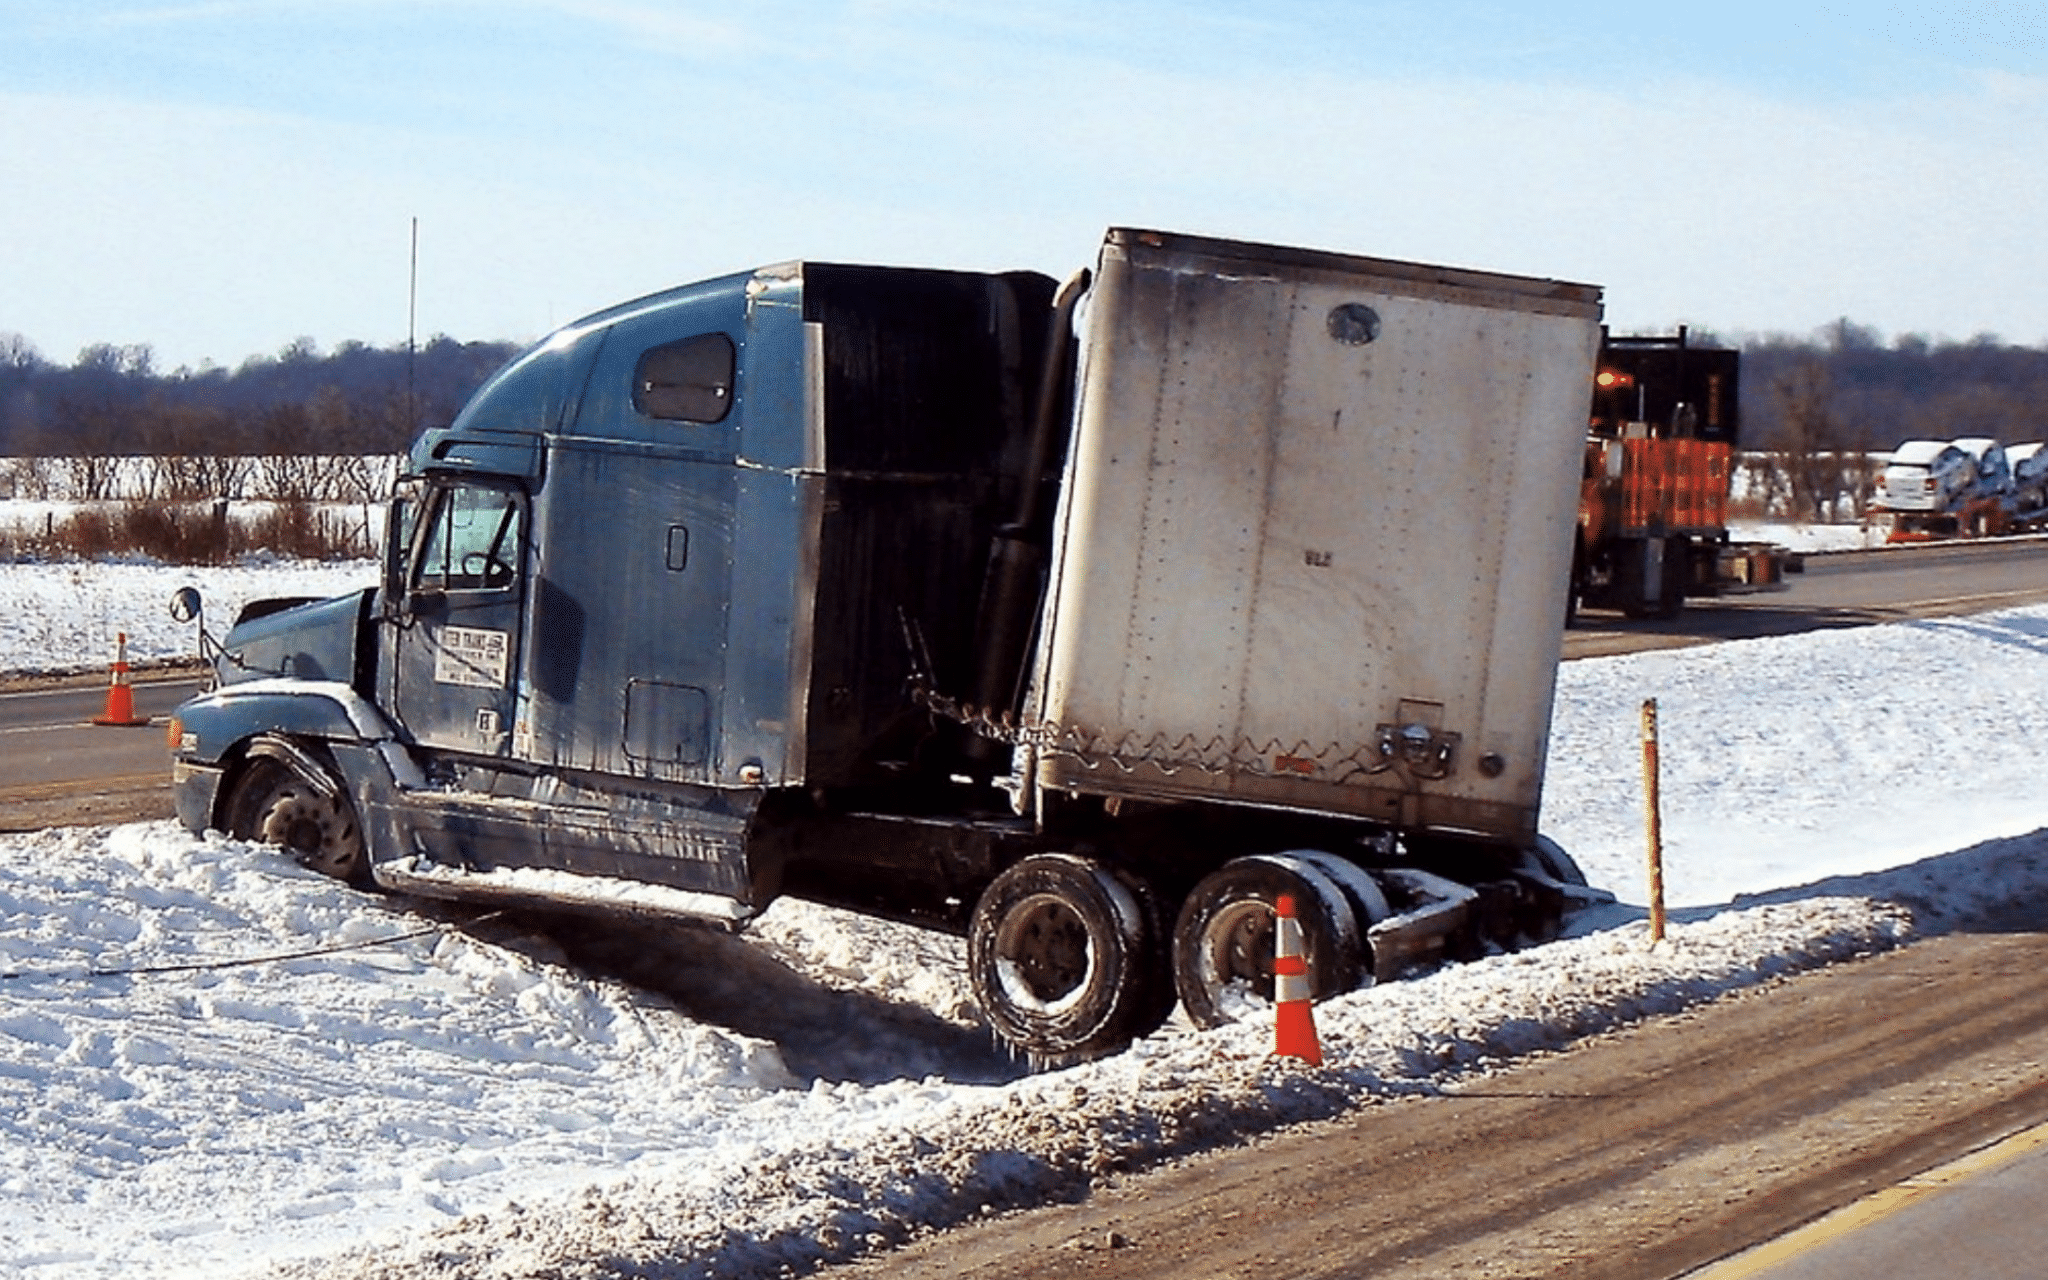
[407,216,419,438]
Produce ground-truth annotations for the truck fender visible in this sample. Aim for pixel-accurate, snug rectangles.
[175,680,395,768]
[241,734,344,802]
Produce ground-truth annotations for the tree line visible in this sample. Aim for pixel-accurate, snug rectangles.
[1737,319,2048,452]
[1727,320,2048,521]
[4,319,2043,494]
[0,331,518,461]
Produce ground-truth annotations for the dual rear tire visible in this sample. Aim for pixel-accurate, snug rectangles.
[967,848,1392,1061]
[1170,851,1386,1030]
[967,853,1173,1067]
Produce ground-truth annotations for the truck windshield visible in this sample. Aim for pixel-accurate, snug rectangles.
[414,484,523,591]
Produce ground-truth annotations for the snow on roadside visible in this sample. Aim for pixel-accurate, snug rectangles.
[1546,606,2048,908]
[1727,519,1882,552]
[0,559,374,677]
[2,562,2047,1278]
[0,826,796,1276]
[263,893,1930,1280]
[1,821,1953,1280]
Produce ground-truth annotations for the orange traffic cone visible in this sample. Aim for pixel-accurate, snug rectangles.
[92,632,151,727]
[1272,892,1323,1065]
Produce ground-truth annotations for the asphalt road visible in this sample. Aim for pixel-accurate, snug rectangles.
[1693,1122,2048,1280]
[1565,537,2048,659]
[0,675,200,830]
[832,907,2048,1280]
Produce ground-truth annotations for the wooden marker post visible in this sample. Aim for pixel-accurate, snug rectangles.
[1641,697,1666,944]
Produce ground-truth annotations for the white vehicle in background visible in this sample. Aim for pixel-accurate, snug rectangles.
[2005,442,2048,523]
[1872,437,2019,542]
[1950,437,2014,507]
[1873,440,1973,513]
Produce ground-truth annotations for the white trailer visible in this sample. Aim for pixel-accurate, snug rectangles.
[1024,232,1599,849]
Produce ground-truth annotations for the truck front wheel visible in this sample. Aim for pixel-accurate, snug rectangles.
[968,853,1168,1067]
[224,748,369,888]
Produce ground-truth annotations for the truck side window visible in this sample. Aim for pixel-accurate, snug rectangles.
[415,485,523,592]
[634,333,735,423]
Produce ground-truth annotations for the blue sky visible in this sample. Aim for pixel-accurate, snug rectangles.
[3,1,2046,369]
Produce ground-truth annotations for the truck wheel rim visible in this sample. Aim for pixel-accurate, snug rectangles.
[257,788,360,878]
[993,891,1094,1011]
[1197,899,1276,1002]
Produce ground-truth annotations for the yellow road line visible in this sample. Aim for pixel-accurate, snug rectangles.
[1687,1121,2048,1278]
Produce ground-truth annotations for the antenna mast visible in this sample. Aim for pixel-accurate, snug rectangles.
[406,216,419,438]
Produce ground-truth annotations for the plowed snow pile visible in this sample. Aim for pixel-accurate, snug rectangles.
[2,561,2046,1279]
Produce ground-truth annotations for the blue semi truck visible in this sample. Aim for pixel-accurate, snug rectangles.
[168,228,1605,1063]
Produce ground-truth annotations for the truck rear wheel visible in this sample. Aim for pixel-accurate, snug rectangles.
[1523,834,1590,888]
[968,853,1168,1067]
[1511,835,1607,943]
[225,749,369,888]
[1172,853,1368,1030]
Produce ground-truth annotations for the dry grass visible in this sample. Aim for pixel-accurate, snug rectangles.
[6,499,371,564]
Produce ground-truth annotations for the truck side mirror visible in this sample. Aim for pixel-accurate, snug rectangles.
[169,585,227,677]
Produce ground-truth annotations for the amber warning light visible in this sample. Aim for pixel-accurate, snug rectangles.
[1595,368,1634,390]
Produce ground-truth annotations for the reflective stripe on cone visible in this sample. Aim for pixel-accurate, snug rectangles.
[1273,893,1322,1066]
[92,631,150,728]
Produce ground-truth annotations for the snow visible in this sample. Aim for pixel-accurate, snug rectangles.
[2,557,2047,1278]
[378,856,759,923]
[1728,519,1886,552]
[0,559,376,677]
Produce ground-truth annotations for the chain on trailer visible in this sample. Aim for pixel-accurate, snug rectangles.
[909,682,1456,789]
[903,609,1459,789]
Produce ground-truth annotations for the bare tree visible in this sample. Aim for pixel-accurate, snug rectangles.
[0,332,41,371]
[1771,358,1859,521]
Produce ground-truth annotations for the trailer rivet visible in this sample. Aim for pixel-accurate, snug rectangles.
[1478,752,1505,778]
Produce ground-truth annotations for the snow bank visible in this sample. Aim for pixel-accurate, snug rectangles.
[2,570,2047,1278]
[1547,607,2048,907]
[263,894,1929,1280]
[0,827,794,1275]
[3,821,1975,1280]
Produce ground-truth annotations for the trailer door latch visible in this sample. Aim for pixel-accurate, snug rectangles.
[1376,721,1460,780]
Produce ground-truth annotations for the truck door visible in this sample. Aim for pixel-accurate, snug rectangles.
[387,479,527,757]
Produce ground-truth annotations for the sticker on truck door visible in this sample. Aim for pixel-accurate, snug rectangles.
[433,625,511,688]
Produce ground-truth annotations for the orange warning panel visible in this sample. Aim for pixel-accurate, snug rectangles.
[1620,438,1731,534]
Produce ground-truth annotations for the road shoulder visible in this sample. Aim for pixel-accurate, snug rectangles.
[829,924,2048,1280]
